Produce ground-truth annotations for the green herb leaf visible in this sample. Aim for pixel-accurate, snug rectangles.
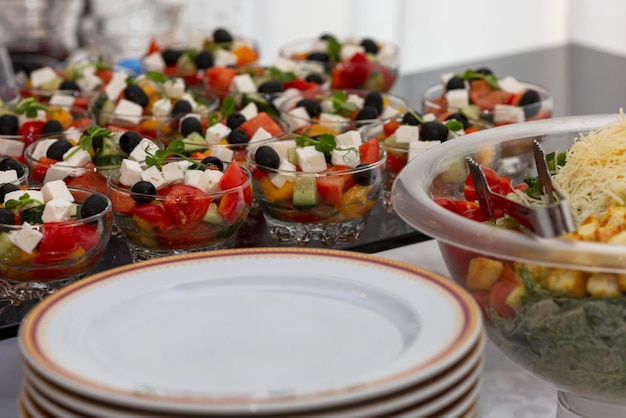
[326,37,342,62]
[5,193,44,211]
[145,71,170,85]
[294,133,337,155]
[315,91,357,117]
[220,96,236,120]
[14,98,48,118]
[444,120,464,132]
[458,69,499,90]
[267,66,296,84]
[144,139,198,169]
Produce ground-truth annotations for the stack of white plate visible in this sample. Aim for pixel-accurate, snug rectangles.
[17,248,484,418]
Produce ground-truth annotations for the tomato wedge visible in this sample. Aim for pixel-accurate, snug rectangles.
[359,138,380,165]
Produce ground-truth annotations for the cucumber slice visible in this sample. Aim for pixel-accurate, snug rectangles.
[202,203,224,225]
[293,175,319,208]
[183,131,209,153]
[287,147,298,165]
[39,76,64,91]
[0,232,15,257]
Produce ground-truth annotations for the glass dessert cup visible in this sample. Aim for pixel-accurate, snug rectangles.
[0,104,94,158]
[391,114,626,418]
[246,136,386,247]
[279,37,399,92]
[0,186,113,306]
[279,89,408,136]
[362,116,492,212]
[107,160,253,262]
[422,81,553,126]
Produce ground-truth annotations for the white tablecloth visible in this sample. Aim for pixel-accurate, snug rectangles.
[0,240,558,417]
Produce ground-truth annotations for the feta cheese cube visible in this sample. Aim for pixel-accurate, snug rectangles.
[380,105,399,119]
[335,130,362,148]
[270,139,297,160]
[423,113,437,122]
[272,88,302,111]
[151,98,172,117]
[18,109,47,126]
[214,49,237,67]
[119,159,143,186]
[331,148,360,168]
[64,128,82,143]
[284,107,311,131]
[44,163,85,183]
[76,73,102,91]
[272,57,298,73]
[112,99,144,125]
[210,145,234,163]
[184,169,207,191]
[0,138,25,159]
[161,161,186,184]
[395,125,419,143]
[319,113,348,130]
[310,39,328,52]
[498,76,526,94]
[239,102,258,120]
[142,52,166,71]
[320,99,334,114]
[340,44,365,61]
[445,89,469,109]
[375,45,397,68]
[30,67,59,88]
[346,94,365,109]
[408,140,440,161]
[249,127,272,143]
[141,166,166,189]
[205,123,231,145]
[0,170,17,184]
[41,180,74,202]
[49,94,75,107]
[104,71,128,101]
[129,138,160,162]
[494,104,525,124]
[231,74,257,94]
[62,147,91,166]
[42,198,73,223]
[296,146,326,172]
[270,158,296,188]
[9,223,42,254]
[164,78,186,99]
[203,169,224,193]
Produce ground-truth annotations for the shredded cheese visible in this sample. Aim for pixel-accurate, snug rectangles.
[554,110,626,226]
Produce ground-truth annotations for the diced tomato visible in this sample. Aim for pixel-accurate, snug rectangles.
[218,190,245,224]
[316,166,355,208]
[359,138,380,165]
[95,69,114,85]
[386,152,405,175]
[163,184,211,227]
[463,167,502,201]
[498,175,514,195]
[131,203,170,232]
[239,112,284,138]
[146,38,161,55]
[205,67,238,98]
[331,53,372,89]
[461,207,491,222]
[454,200,480,213]
[110,190,136,214]
[489,277,519,319]
[37,223,81,262]
[383,119,400,137]
[220,161,249,190]
[72,96,91,109]
[283,78,311,91]
[433,197,459,213]
[31,158,57,183]
[65,171,109,196]
[74,224,100,250]
[471,290,492,324]
[19,120,45,147]
[470,84,513,111]
[514,182,529,192]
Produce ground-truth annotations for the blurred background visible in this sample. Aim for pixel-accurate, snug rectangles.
[1,0,623,76]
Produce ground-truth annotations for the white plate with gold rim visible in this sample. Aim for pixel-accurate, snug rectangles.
[19,248,482,415]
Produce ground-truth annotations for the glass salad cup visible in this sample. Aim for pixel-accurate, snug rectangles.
[107,159,253,262]
[0,186,113,306]
[391,114,626,418]
[246,134,386,247]
[0,103,94,159]
[279,36,399,92]
[278,89,409,136]
[362,116,492,212]
[422,80,553,127]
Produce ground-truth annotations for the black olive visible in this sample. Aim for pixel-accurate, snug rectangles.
[194,50,214,69]
[475,67,494,76]
[353,163,376,186]
[123,84,149,108]
[46,139,73,160]
[92,135,103,155]
[119,131,142,154]
[80,193,109,218]
[41,120,64,136]
[402,111,422,126]
[171,100,192,116]
[364,92,383,115]
[519,89,542,118]
[0,114,19,135]
[161,48,183,66]
[355,106,379,124]
[257,80,284,94]
[180,117,203,137]
[305,73,325,85]
[130,181,157,204]
[445,112,469,129]
[0,158,24,178]
[200,156,224,171]
[213,28,233,43]
[360,39,379,55]
[255,146,280,171]
[59,80,80,91]
[0,208,14,225]
[445,76,465,91]
[296,98,322,118]
[306,52,330,63]
[319,33,338,42]
[0,183,19,202]
[227,128,249,146]
[226,112,247,129]
[420,121,449,141]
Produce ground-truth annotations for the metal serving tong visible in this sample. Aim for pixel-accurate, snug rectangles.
[466,140,575,237]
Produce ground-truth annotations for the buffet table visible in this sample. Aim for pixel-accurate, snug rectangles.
[1,43,625,417]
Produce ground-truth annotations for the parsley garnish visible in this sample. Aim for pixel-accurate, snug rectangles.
[294,132,358,162]
[315,91,357,117]
[326,37,342,62]
[5,193,44,211]
[457,69,499,90]
[145,139,207,170]
[267,67,296,84]
[144,71,170,85]
[14,98,48,118]
[65,125,112,160]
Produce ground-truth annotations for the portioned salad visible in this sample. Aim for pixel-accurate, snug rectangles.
[435,114,626,397]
